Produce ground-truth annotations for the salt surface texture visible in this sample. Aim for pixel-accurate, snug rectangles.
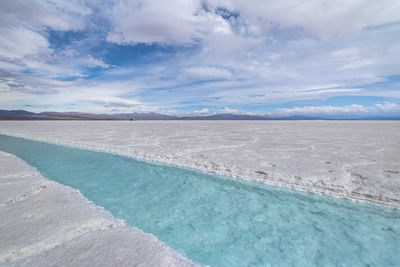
[0,120,399,206]
[0,151,197,266]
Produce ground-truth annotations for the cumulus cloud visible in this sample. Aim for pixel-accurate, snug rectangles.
[277,102,400,116]
[106,0,400,46]
[106,0,209,44]
[0,0,90,60]
[207,0,400,40]
[0,0,109,87]
[0,0,87,31]
[0,28,50,60]
[224,106,239,113]
[193,108,211,114]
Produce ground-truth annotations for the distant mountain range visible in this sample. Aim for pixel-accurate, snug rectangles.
[0,110,399,120]
[0,110,175,120]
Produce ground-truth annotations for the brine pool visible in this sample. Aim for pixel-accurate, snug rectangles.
[0,134,399,266]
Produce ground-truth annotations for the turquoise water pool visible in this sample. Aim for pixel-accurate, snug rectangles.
[0,135,399,266]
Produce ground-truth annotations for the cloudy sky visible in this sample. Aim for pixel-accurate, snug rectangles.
[1,0,400,117]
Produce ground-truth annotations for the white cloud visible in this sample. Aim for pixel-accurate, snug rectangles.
[38,78,86,87]
[0,0,73,30]
[277,102,400,116]
[107,0,204,44]
[0,0,110,91]
[296,84,344,92]
[82,56,111,69]
[202,31,262,55]
[269,53,281,60]
[0,0,85,31]
[184,66,232,80]
[330,47,360,60]
[106,0,262,53]
[224,106,238,113]
[208,0,400,40]
[193,108,211,114]
[106,0,400,46]
[339,59,376,70]
[0,69,87,95]
[375,102,400,112]
[0,27,50,59]
[90,96,141,107]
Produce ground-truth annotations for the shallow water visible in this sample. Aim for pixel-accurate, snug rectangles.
[0,134,399,266]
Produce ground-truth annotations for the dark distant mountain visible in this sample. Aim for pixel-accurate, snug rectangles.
[0,110,36,117]
[179,113,268,120]
[0,110,271,120]
[270,115,324,120]
[0,110,399,120]
[114,112,178,120]
[358,116,400,120]
[39,112,116,120]
[0,110,120,120]
[0,110,179,120]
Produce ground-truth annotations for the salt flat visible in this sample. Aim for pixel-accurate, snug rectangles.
[0,120,399,207]
[0,151,197,266]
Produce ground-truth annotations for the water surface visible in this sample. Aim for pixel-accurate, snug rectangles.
[0,135,399,266]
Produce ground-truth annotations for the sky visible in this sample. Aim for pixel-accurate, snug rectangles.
[0,0,400,118]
